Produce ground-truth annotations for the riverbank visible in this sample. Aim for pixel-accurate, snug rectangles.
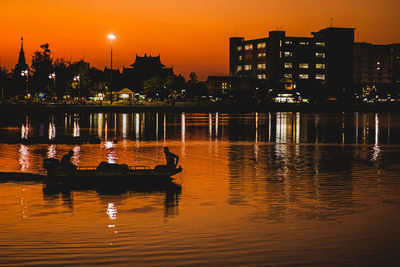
[1,101,400,114]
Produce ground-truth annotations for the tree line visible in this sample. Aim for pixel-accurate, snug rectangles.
[0,43,207,101]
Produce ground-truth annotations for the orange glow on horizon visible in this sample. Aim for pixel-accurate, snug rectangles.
[1,0,399,80]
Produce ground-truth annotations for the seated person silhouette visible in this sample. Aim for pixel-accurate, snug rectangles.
[164,147,179,168]
[156,147,179,170]
[60,150,77,173]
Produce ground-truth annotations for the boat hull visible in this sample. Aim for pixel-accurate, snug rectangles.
[0,167,182,186]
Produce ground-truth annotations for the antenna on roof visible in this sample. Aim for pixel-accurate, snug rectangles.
[330,18,333,28]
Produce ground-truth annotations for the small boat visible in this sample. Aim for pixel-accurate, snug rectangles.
[40,158,182,185]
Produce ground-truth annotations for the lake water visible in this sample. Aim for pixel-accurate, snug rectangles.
[0,112,400,266]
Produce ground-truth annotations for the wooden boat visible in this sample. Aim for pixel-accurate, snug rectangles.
[42,158,182,185]
[0,157,182,186]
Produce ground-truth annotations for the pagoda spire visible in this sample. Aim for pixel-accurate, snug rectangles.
[17,36,28,69]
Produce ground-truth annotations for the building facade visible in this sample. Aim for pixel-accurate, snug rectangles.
[230,27,355,98]
[354,42,400,98]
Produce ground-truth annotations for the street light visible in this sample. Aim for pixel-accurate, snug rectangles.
[49,72,56,97]
[107,34,115,71]
[107,34,116,102]
[73,75,81,97]
[21,69,29,96]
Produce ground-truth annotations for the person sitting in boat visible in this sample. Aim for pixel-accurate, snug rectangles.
[164,147,179,169]
[60,150,76,172]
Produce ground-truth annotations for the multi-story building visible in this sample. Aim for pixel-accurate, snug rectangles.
[230,27,355,98]
[354,42,400,98]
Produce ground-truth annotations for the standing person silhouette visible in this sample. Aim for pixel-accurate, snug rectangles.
[164,147,179,168]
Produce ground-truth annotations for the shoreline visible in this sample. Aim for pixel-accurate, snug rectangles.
[1,102,400,114]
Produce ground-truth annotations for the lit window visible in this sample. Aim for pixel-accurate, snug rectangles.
[299,41,308,45]
[237,46,242,51]
[238,55,243,60]
[299,63,309,69]
[245,44,253,50]
[257,64,266,70]
[316,63,325,69]
[257,74,266,79]
[285,41,293,45]
[316,42,325,47]
[316,74,325,80]
[257,42,266,49]
[299,74,309,79]
[280,40,282,47]
[222,82,228,89]
[284,73,292,79]
[280,51,282,58]
[258,52,266,58]
[245,65,252,71]
[284,63,293,69]
[284,51,293,57]
[237,66,242,71]
[315,52,325,58]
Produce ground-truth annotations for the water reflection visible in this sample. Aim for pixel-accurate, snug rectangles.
[2,111,400,146]
[18,144,30,171]
[73,114,80,137]
[227,143,360,222]
[107,203,117,220]
[42,181,182,218]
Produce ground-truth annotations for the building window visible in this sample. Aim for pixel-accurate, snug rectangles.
[245,65,252,71]
[316,74,325,80]
[257,42,266,49]
[316,63,325,69]
[316,42,325,47]
[257,74,266,79]
[257,64,266,70]
[284,73,292,79]
[238,55,243,60]
[245,54,252,60]
[284,63,293,69]
[299,41,308,45]
[237,46,243,51]
[245,44,253,50]
[315,52,325,58]
[284,51,293,57]
[299,74,309,79]
[258,52,266,58]
[237,66,242,71]
[285,41,293,45]
[222,82,228,89]
[280,40,282,47]
[299,63,309,69]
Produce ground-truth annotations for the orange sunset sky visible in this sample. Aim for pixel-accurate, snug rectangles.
[1,0,399,80]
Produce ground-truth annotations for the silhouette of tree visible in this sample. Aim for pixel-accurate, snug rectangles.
[186,72,207,100]
[53,58,69,97]
[30,43,53,96]
[0,66,10,100]
[189,72,198,84]
[68,60,90,97]
[142,77,165,99]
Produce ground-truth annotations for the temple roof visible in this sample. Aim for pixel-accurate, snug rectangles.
[130,54,166,69]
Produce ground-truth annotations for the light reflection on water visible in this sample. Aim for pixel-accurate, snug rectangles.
[7,111,397,145]
[0,112,400,266]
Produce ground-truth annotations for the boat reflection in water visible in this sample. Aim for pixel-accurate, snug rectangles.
[42,180,181,218]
